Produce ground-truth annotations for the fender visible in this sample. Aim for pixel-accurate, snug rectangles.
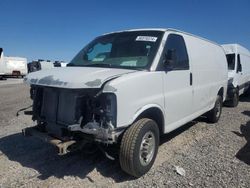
[131,103,165,129]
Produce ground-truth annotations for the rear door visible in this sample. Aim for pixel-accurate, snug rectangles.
[162,34,193,131]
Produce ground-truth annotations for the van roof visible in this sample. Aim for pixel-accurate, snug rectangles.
[102,28,221,47]
[222,44,250,56]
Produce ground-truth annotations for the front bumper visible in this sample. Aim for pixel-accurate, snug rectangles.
[67,122,121,144]
[22,123,124,155]
[22,126,76,155]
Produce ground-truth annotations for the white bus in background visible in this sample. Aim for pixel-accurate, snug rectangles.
[0,48,4,78]
[222,44,250,107]
[4,56,28,77]
[0,48,28,78]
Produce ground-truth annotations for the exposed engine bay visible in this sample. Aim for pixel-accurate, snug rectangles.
[28,85,122,145]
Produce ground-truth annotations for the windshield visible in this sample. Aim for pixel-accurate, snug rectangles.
[68,31,164,70]
[226,53,236,70]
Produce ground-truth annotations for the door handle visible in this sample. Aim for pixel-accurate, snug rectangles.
[190,73,193,86]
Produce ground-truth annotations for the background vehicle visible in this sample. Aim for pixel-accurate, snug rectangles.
[0,48,4,79]
[0,48,27,78]
[4,56,28,77]
[27,60,42,73]
[222,44,250,107]
[28,60,67,73]
[23,28,228,177]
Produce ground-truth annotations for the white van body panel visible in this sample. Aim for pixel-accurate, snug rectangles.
[183,33,228,105]
[103,29,228,133]
[103,71,165,129]
[162,31,227,132]
[222,44,250,95]
[160,31,227,132]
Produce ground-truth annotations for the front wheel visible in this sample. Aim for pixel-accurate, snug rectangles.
[119,118,159,177]
[207,95,223,123]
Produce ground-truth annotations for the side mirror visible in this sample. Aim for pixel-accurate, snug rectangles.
[163,49,176,69]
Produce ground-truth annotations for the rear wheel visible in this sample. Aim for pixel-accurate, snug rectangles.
[119,118,159,177]
[207,95,223,123]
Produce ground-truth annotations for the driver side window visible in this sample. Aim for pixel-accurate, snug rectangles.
[163,34,189,70]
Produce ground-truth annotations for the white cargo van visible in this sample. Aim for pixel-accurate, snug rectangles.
[60,62,68,67]
[222,44,250,107]
[4,56,28,77]
[39,60,55,70]
[0,48,28,77]
[23,28,228,177]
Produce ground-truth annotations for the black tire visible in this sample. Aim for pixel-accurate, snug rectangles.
[244,86,250,96]
[227,89,239,107]
[207,95,223,123]
[119,118,159,177]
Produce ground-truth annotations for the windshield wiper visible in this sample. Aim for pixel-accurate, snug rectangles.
[67,63,146,70]
[84,63,112,67]
[66,63,111,67]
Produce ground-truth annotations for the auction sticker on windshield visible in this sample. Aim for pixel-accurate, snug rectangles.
[136,36,158,42]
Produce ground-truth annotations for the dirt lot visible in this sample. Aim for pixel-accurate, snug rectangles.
[0,79,249,188]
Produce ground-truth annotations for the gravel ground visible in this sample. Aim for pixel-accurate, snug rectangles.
[0,79,249,187]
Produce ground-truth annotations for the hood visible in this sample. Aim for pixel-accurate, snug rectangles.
[24,67,137,89]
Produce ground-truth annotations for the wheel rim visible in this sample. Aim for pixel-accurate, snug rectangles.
[215,99,221,118]
[139,131,156,166]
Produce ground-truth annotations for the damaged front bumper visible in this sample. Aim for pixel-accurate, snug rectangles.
[22,122,124,155]
[67,121,121,143]
[22,126,77,155]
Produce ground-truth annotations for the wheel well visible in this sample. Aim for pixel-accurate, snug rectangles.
[218,87,224,98]
[135,107,164,135]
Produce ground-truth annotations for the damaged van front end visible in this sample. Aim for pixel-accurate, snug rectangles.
[29,86,119,142]
[22,67,134,155]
